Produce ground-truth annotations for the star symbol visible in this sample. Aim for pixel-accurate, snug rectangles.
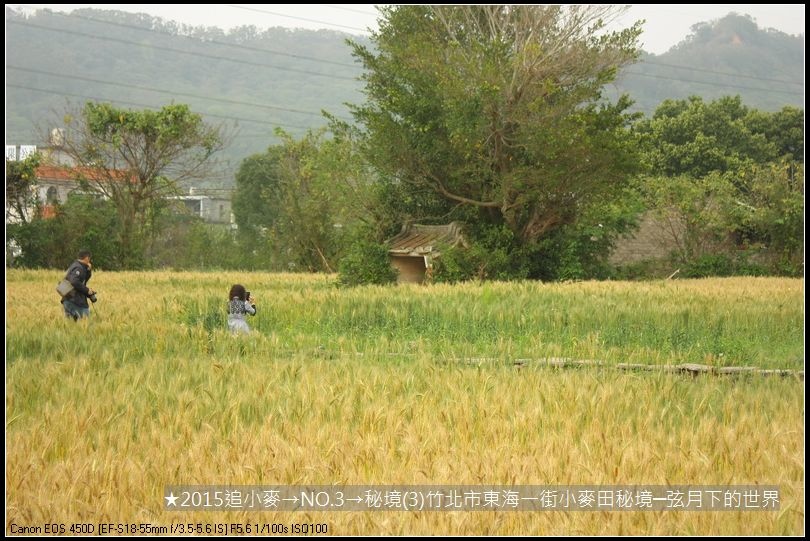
[165,492,179,507]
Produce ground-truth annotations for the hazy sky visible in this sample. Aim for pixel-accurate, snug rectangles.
[12,4,806,55]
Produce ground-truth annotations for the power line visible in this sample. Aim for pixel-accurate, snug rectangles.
[640,59,803,86]
[8,65,354,121]
[231,133,280,139]
[7,8,802,135]
[6,19,361,82]
[322,4,381,16]
[15,6,800,88]
[6,83,326,131]
[9,10,802,99]
[7,84,165,115]
[621,70,803,97]
[12,4,364,70]
[11,5,804,93]
[226,4,370,33]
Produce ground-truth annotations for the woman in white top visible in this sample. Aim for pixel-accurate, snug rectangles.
[227,284,256,334]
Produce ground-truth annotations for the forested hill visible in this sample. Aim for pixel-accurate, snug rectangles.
[5,8,804,186]
[5,7,369,182]
[614,13,804,115]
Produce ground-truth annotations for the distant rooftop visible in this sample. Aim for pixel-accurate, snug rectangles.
[35,165,130,182]
[388,222,467,256]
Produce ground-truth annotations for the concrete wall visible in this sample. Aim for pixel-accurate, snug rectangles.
[609,212,686,265]
[201,198,232,224]
[37,181,78,205]
[173,196,233,224]
[391,255,426,283]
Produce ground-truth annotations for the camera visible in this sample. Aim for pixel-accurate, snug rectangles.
[88,292,98,303]
[246,291,251,300]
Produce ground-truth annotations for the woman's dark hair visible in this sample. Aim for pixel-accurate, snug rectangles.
[229,284,246,301]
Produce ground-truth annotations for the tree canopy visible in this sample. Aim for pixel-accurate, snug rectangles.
[637,96,803,276]
[637,96,802,178]
[59,102,225,266]
[232,128,370,271]
[349,6,644,250]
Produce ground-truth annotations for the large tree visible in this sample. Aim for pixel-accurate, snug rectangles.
[232,146,285,238]
[348,5,643,246]
[57,102,225,267]
[233,128,372,271]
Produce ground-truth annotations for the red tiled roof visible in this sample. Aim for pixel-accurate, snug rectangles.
[35,165,131,182]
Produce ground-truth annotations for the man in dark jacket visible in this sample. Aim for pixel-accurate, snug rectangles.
[62,249,96,320]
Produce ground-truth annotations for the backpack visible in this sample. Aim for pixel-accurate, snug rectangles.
[56,279,74,298]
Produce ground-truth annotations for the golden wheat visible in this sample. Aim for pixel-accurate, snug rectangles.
[5,271,804,534]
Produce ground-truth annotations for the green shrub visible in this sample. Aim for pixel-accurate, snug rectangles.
[338,241,398,286]
[682,253,769,278]
[683,254,734,278]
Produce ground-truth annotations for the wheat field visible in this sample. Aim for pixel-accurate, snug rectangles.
[5,271,804,535]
